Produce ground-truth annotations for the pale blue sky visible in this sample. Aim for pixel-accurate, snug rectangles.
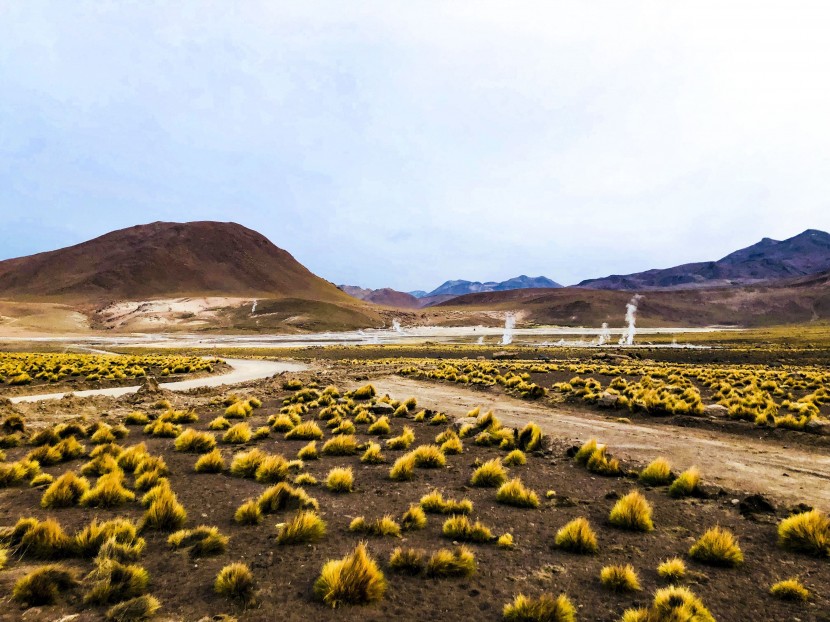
[2,1,830,291]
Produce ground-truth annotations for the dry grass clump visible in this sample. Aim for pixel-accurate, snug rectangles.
[215,562,255,601]
[385,426,415,450]
[96,536,146,564]
[314,542,386,607]
[222,423,252,444]
[638,458,673,486]
[234,499,263,525]
[420,489,474,514]
[411,444,446,468]
[270,414,296,432]
[117,443,150,472]
[657,558,686,582]
[41,471,90,508]
[688,526,743,567]
[208,416,231,430]
[194,449,225,473]
[668,467,701,498]
[351,384,377,400]
[326,467,354,493]
[554,517,598,554]
[609,491,654,532]
[174,429,216,453]
[502,593,575,622]
[620,585,715,622]
[13,517,73,559]
[769,578,809,601]
[84,558,149,605]
[73,518,141,558]
[285,421,323,440]
[82,453,122,477]
[498,533,515,548]
[321,434,359,456]
[368,416,391,435]
[257,482,319,513]
[105,594,162,621]
[143,420,180,438]
[401,504,427,531]
[350,515,401,537]
[168,525,228,556]
[298,441,319,460]
[586,446,621,476]
[440,434,464,455]
[600,564,641,592]
[389,452,416,481]
[224,400,254,418]
[503,449,527,466]
[442,515,492,543]
[517,422,544,452]
[425,546,476,578]
[139,487,187,531]
[496,478,539,508]
[277,511,327,544]
[294,473,318,486]
[80,472,136,508]
[229,448,267,478]
[777,509,829,557]
[471,458,508,487]
[388,547,426,574]
[573,438,600,465]
[0,458,40,486]
[255,454,290,483]
[125,411,150,425]
[12,564,78,605]
[360,441,385,464]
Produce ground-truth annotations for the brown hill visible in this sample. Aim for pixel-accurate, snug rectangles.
[338,285,422,308]
[437,272,830,327]
[0,221,353,303]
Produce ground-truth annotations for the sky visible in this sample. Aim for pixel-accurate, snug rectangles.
[2,1,830,292]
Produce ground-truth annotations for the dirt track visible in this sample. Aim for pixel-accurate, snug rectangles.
[367,375,830,511]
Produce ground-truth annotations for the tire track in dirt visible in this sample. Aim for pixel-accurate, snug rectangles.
[366,375,830,511]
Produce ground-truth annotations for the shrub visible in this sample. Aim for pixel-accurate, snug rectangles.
[194,449,225,473]
[350,515,401,537]
[285,421,323,440]
[769,578,809,601]
[412,444,446,468]
[688,526,743,567]
[496,478,540,508]
[84,559,149,605]
[401,505,427,531]
[426,546,476,578]
[389,547,426,574]
[222,423,252,444]
[258,482,319,513]
[322,435,358,456]
[600,564,641,592]
[168,525,228,556]
[385,426,415,450]
[16,518,73,559]
[668,467,701,498]
[639,458,673,486]
[229,448,267,477]
[234,499,262,525]
[471,458,508,487]
[74,518,141,558]
[255,454,290,483]
[586,447,621,476]
[80,472,136,508]
[298,441,318,460]
[442,515,492,543]
[388,452,416,481]
[503,593,576,622]
[360,441,385,464]
[503,449,527,466]
[368,416,391,435]
[326,467,354,493]
[573,438,600,465]
[277,511,326,544]
[215,562,255,601]
[351,384,377,400]
[12,564,78,605]
[420,489,473,514]
[554,518,598,554]
[208,416,231,430]
[440,435,464,455]
[609,491,654,532]
[105,594,162,621]
[117,444,149,472]
[125,411,150,425]
[139,488,187,531]
[314,542,386,607]
[41,471,90,508]
[777,509,829,557]
[174,429,216,453]
[657,557,686,582]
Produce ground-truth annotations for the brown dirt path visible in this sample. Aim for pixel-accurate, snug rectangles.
[366,375,830,511]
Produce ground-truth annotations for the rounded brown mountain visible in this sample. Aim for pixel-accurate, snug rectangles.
[0,221,349,302]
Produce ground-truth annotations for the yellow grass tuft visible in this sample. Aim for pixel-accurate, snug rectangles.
[314,542,386,607]
[688,526,743,567]
[385,426,415,450]
[84,558,149,605]
[498,533,515,549]
[139,487,187,531]
[41,471,90,508]
[401,504,427,531]
[174,429,216,453]
[442,515,492,543]
[657,557,686,582]
[496,478,540,508]
[360,441,385,464]
[257,482,319,513]
[234,499,263,525]
[777,509,830,557]
[554,517,598,554]
[255,454,290,484]
[12,564,78,605]
[229,448,267,478]
[321,434,359,456]
[425,546,476,578]
[769,578,809,601]
[350,515,401,537]
[411,444,446,468]
[600,564,641,592]
[105,594,162,621]
[326,467,354,493]
[609,491,654,532]
[298,441,319,460]
[368,416,391,435]
[168,525,228,556]
[420,489,473,514]
[277,510,327,544]
[388,452,416,481]
[668,467,701,498]
[214,562,255,601]
[503,593,576,622]
[222,423,252,444]
[638,458,673,486]
[285,421,323,440]
[80,472,136,508]
[194,449,225,473]
[503,449,527,466]
[388,547,426,574]
[470,458,508,487]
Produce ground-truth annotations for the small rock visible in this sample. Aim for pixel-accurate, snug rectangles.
[704,404,728,418]
[370,402,395,415]
[739,494,776,517]
[597,392,620,408]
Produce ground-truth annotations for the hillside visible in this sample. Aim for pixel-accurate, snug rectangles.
[338,285,421,308]
[421,275,562,298]
[0,221,352,303]
[579,229,830,290]
[437,271,830,327]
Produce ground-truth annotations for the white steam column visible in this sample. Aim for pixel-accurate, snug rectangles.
[618,295,643,346]
[501,313,516,345]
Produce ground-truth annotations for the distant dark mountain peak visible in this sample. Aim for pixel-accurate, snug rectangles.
[426,275,561,298]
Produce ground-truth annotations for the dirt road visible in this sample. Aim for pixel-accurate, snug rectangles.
[367,375,830,511]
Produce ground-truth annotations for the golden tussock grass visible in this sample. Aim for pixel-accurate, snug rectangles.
[554,517,598,554]
[194,449,225,473]
[688,526,743,567]
[257,482,319,513]
[425,546,476,578]
[254,454,290,484]
[503,593,575,622]
[326,467,354,493]
[80,472,136,508]
[411,444,446,468]
[470,458,508,487]
[12,564,78,605]
[503,449,527,466]
[419,489,473,514]
[174,429,216,453]
[600,564,641,592]
[83,559,149,605]
[321,435,359,456]
[208,416,231,430]
[609,491,654,532]
[367,416,391,435]
[298,441,319,460]
[229,448,267,478]
[168,525,228,556]
[222,423,252,444]
[285,421,323,440]
[638,458,673,486]
[139,487,187,531]
[388,547,426,574]
[769,578,809,601]
[74,517,141,558]
[442,515,492,543]
[657,557,686,582]
[277,511,326,544]
[105,594,162,621]
[214,562,255,601]
[498,533,514,549]
[234,499,263,525]
[777,509,829,557]
[314,542,386,607]
[668,467,701,498]
[41,471,90,508]
[496,478,539,508]
[388,452,416,481]
[350,515,401,537]
[360,441,385,464]
[385,426,415,450]
[401,504,427,531]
